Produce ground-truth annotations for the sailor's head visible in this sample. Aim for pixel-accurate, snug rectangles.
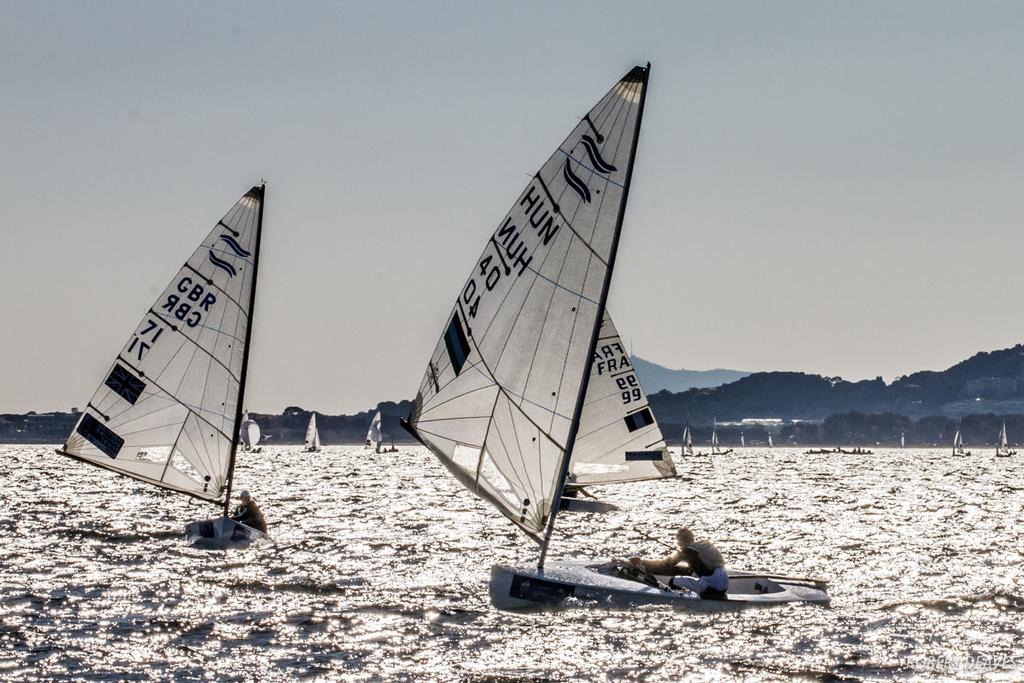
[676,527,695,549]
[238,490,252,502]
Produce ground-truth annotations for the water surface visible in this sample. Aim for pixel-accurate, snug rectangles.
[1,445,1022,681]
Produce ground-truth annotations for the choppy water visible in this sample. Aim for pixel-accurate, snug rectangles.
[1,445,1023,681]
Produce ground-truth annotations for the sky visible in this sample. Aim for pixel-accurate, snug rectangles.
[2,1,1023,414]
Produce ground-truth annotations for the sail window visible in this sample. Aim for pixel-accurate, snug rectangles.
[624,450,662,461]
[77,414,124,459]
[444,315,471,376]
[623,408,654,432]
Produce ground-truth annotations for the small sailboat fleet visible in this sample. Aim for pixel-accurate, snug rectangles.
[402,64,827,609]
[303,412,322,452]
[995,422,1016,457]
[56,185,270,549]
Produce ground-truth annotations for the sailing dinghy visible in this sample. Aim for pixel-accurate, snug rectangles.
[240,412,262,453]
[366,410,383,453]
[304,412,322,452]
[710,420,733,456]
[56,185,269,550]
[953,428,970,456]
[402,64,827,610]
[995,422,1015,457]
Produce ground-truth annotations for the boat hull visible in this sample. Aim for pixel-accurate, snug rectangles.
[184,516,267,550]
[489,561,829,611]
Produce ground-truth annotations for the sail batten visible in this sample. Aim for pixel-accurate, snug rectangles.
[58,186,265,503]
[407,65,651,541]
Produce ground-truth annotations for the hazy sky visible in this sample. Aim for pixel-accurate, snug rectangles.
[3,1,1023,414]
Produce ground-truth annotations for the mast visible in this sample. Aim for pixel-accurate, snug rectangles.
[538,63,651,570]
[222,183,265,517]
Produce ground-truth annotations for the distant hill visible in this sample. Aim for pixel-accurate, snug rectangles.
[649,344,1024,426]
[631,356,750,393]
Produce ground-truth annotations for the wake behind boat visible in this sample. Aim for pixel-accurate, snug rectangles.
[55,185,271,549]
[401,64,827,610]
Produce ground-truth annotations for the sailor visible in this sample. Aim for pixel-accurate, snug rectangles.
[629,528,729,597]
[229,490,268,534]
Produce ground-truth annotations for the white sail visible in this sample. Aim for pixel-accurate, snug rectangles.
[711,423,720,453]
[366,410,383,447]
[566,312,673,485]
[740,434,745,447]
[57,186,265,501]
[683,426,693,455]
[240,418,260,450]
[305,412,321,451]
[768,433,774,448]
[406,66,650,538]
[1000,422,1008,449]
[953,428,963,454]
[900,431,905,448]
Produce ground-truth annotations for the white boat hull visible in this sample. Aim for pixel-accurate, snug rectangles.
[184,516,268,550]
[489,561,829,611]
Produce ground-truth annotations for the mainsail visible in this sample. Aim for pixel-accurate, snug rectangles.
[57,186,265,504]
[683,426,693,456]
[953,428,964,454]
[567,312,674,485]
[405,65,650,542]
[366,410,383,450]
[767,433,774,448]
[305,412,321,451]
[240,415,261,451]
[711,422,720,454]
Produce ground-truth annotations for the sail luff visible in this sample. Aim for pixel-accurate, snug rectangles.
[222,183,265,516]
[537,63,651,570]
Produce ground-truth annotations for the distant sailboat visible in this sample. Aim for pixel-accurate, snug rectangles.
[995,422,1016,457]
[55,185,269,549]
[400,64,826,609]
[740,433,745,448]
[240,413,261,453]
[953,429,970,456]
[711,423,721,454]
[682,426,694,456]
[366,410,383,453]
[767,433,774,449]
[900,431,905,448]
[304,412,322,452]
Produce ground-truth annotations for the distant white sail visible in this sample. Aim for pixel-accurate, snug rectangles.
[305,412,321,451]
[900,431,905,448]
[367,410,383,449]
[711,423,720,453]
[767,433,774,448]
[683,426,693,456]
[953,428,964,454]
[240,417,261,450]
[405,66,650,539]
[740,433,745,447]
[57,186,265,501]
[1000,422,1008,448]
[567,312,674,485]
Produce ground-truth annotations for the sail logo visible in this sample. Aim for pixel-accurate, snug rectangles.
[104,364,146,405]
[623,407,654,432]
[208,250,238,278]
[218,234,251,258]
[580,134,617,174]
[563,160,591,203]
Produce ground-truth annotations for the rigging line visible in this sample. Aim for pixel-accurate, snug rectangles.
[114,355,233,443]
[524,263,599,305]
[146,308,240,381]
